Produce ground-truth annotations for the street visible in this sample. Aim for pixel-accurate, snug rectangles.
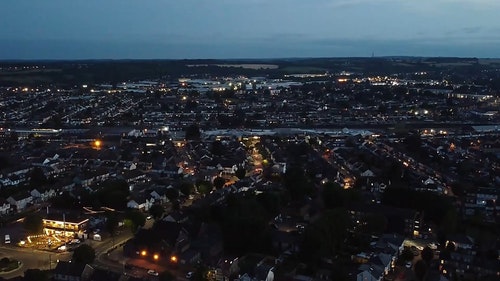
[0,244,71,279]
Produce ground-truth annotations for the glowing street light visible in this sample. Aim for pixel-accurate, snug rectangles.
[94,140,102,149]
[153,254,159,261]
[141,250,147,257]
[170,255,178,263]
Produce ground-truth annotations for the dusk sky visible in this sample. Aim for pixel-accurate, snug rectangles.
[1,0,499,59]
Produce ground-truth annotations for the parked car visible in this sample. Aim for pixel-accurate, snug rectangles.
[147,270,159,276]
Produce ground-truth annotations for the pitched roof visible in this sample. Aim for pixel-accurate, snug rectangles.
[53,261,87,277]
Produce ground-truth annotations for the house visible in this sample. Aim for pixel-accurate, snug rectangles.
[127,194,154,211]
[357,268,382,281]
[164,211,189,223]
[0,199,11,215]
[179,248,201,265]
[88,267,122,281]
[150,188,168,203]
[122,169,146,184]
[43,212,89,237]
[446,234,474,251]
[30,187,57,202]
[7,193,33,212]
[53,261,94,281]
[271,230,301,253]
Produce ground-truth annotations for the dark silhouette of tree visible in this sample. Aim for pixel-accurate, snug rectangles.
[210,140,225,156]
[382,187,454,227]
[149,204,165,219]
[300,208,351,265]
[8,131,18,142]
[213,177,225,190]
[24,213,43,235]
[446,241,455,252]
[283,165,313,201]
[196,180,213,196]
[192,264,209,281]
[24,269,50,281]
[29,167,47,187]
[400,248,414,262]
[104,213,119,238]
[322,182,344,208]
[363,214,388,234]
[165,188,180,202]
[414,260,428,281]
[50,191,79,209]
[185,124,201,140]
[235,167,246,179]
[421,246,434,264]
[0,155,10,171]
[256,191,281,216]
[72,244,96,264]
[96,179,130,210]
[124,210,146,233]
[218,194,271,255]
[159,271,176,281]
[179,181,195,196]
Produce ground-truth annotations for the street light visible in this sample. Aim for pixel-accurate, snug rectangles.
[170,255,177,263]
[153,254,159,261]
[141,250,147,257]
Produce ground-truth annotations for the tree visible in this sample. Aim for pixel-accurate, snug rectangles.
[322,182,344,209]
[97,179,130,210]
[104,213,119,237]
[363,214,388,234]
[213,177,225,190]
[446,241,456,252]
[300,208,351,265]
[24,213,43,235]
[235,167,246,179]
[165,188,180,202]
[196,180,213,195]
[159,271,175,281]
[29,167,47,187]
[283,165,313,201]
[185,124,201,140]
[179,181,195,196]
[72,244,96,264]
[192,264,209,281]
[24,269,49,281]
[124,210,146,233]
[149,204,165,220]
[421,246,434,264]
[50,191,79,209]
[210,140,225,156]
[414,260,428,281]
[400,248,414,262]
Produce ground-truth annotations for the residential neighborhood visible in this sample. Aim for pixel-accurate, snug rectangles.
[0,58,498,281]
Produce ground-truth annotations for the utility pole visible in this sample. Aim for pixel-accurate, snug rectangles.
[63,213,66,244]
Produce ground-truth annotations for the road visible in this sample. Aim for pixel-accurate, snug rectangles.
[0,245,71,279]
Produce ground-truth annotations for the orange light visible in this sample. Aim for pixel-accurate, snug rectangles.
[141,250,147,256]
[94,140,101,148]
[170,255,177,263]
[153,254,159,260]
